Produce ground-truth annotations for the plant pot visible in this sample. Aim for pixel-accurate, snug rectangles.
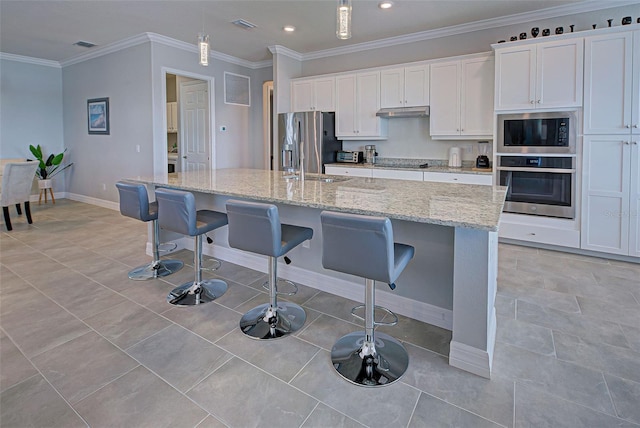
[38,179,53,189]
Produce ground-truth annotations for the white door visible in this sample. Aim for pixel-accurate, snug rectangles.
[461,55,494,136]
[181,81,210,172]
[536,39,583,108]
[494,45,536,110]
[430,61,460,136]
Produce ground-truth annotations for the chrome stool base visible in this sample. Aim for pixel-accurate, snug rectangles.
[331,331,409,387]
[166,279,228,306]
[239,302,306,339]
[128,259,184,281]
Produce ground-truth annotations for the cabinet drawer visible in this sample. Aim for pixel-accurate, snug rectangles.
[325,166,372,177]
[499,220,580,248]
[423,172,492,185]
[372,169,423,181]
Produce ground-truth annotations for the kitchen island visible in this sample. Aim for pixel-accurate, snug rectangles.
[131,168,507,378]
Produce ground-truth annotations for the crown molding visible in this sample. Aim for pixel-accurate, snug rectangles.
[60,33,151,67]
[0,53,61,68]
[300,0,639,60]
[268,45,303,61]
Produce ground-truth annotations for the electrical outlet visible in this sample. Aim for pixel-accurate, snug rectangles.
[465,145,473,154]
[102,183,106,191]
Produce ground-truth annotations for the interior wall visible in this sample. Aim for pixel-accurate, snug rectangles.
[62,43,153,203]
[300,4,640,75]
[0,58,65,190]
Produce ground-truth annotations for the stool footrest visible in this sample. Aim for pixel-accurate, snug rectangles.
[351,304,399,327]
[157,242,178,253]
[200,258,222,272]
[262,278,298,296]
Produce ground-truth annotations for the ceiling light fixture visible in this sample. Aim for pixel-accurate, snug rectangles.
[336,0,352,40]
[378,1,393,9]
[283,25,296,32]
[198,33,209,66]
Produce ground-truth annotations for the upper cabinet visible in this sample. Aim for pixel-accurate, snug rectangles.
[166,102,178,133]
[430,54,494,138]
[494,39,583,111]
[291,76,336,112]
[583,31,640,135]
[380,64,430,108]
[336,71,387,140]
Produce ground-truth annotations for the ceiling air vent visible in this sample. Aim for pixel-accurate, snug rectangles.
[73,41,96,48]
[231,19,257,29]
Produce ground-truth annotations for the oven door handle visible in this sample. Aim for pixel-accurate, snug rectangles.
[497,167,576,173]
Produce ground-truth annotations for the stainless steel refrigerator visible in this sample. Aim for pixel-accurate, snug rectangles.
[278,111,342,174]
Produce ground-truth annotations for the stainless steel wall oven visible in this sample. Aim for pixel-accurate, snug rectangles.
[498,156,576,219]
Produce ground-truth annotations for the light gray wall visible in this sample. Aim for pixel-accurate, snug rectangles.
[300,4,640,75]
[63,43,153,203]
[0,59,65,190]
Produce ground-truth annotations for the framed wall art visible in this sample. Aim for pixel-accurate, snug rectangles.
[87,97,109,135]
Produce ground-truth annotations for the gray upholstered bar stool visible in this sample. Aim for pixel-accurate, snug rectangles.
[226,199,312,339]
[155,188,228,306]
[320,210,415,387]
[116,181,184,280]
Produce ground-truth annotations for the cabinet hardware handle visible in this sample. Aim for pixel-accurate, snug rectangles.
[634,124,638,128]
[528,233,536,236]
[624,141,630,145]
[183,155,187,159]
[537,100,541,103]
[530,100,535,104]
[625,125,630,128]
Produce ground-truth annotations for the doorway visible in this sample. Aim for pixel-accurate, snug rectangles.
[162,69,214,175]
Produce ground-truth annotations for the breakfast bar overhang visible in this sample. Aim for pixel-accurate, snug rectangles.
[131,169,507,378]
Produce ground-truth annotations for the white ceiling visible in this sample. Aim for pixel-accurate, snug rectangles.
[0,0,636,65]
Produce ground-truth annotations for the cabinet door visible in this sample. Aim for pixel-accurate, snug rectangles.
[581,136,631,254]
[314,76,336,112]
[380,68,405,108]
[404,64,430,107]
[291,79,314,112]
[584,32,632,134]
[335,74,358,137]
[461,55,494,137]
[631,141,640,257]
[536,39,583,108]
[430,61,461,136]
[494,45,536,110]
[633,31,640,135]
[356,72,382,137]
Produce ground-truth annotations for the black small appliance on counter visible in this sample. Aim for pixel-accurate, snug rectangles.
[475,141,491,169]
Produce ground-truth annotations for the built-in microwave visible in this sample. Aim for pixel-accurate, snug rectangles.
[497,111,576,154]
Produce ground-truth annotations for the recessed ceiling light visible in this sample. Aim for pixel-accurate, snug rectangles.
[283,25,296,32]
[378,1,393,9]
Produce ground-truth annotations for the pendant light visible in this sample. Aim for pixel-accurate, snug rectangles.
[336,0,352,40]
[198,33,209,66]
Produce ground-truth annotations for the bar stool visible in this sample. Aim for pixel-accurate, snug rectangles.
[320,211,415,387]
[226,199,312,339]
[155,188,228,306]
[115,181,184,280]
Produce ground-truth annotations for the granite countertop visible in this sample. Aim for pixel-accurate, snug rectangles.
[133,169,506,231]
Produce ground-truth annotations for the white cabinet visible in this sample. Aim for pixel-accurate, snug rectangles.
[166,102,178,133]
[494,39,583,111]
[372,169,423,181]
[336,72,387,139]
[423,171,492,185]
[325,165,372,177]
[583,31,640,135]
[581,136,639,256]
[429,55,494,138]
[291,76,336,112]
[380,64,430,108]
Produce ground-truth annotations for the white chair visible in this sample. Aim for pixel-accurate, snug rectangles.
[0,162,38,231]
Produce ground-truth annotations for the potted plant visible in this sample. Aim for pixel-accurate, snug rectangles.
[28,144,73,190]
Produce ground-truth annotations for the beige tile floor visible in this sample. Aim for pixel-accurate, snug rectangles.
[1,199,639,427]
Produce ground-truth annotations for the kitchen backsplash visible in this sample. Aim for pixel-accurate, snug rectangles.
[340,117,493,162]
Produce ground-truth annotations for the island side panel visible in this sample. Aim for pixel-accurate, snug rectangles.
[449,227,498,379]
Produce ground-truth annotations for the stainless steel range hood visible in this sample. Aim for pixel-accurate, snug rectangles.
[376,106,429,118]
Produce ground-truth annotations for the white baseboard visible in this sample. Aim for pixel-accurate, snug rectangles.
[66,193,119,211]
[448,308,496,379]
